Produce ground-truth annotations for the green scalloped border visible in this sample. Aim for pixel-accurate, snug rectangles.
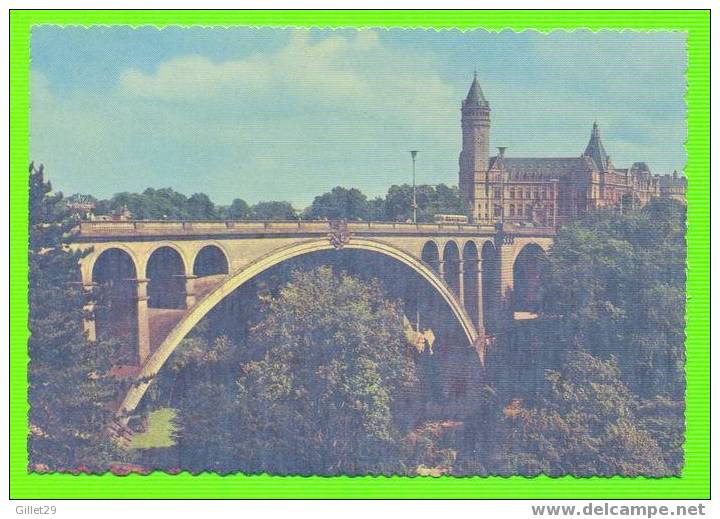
[10,10,710,499]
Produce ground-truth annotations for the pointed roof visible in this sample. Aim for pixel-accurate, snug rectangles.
[464,71,489,107]
[583,121,610,171]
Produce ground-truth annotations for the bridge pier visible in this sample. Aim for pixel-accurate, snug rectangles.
[471,258,484,334]
[134,278,151,364]
[456,259,465,306]
[497,241,516,324]
[183,275,198,309]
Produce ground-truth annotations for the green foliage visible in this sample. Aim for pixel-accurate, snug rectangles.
[467,200,686,477]
[127,408,177,450]
[383,183,466,222]
[304,186,370,220]
[28,164,121,472]
[224,198,251,219]
[173,266,419,474]
[101,188,219,220]
[248,200,297,220]
[471,352,671,477]
[540,199,686,398]
[98,188,299,221]
[95,182,465,223]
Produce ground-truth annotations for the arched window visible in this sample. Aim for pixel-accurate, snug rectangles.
[509,204,515,217]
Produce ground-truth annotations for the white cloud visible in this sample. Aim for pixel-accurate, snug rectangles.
[118,30,378,101]
[118,30,456,125]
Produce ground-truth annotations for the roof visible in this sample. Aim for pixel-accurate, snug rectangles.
[488,156,595,179]
[463,72,489,107]
[583,122,610,171]
[659,172,687,188]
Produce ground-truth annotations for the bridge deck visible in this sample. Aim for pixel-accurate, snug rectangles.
[75,220,556,240]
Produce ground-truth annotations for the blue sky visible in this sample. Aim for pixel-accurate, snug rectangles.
[31,27,687,207]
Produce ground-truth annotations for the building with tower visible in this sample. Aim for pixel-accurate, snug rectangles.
[458,74,686,226]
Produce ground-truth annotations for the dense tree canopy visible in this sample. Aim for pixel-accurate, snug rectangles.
[463,352,672,476]
[28,164,121,472]
[248,200,297,220]
[172,267,420,474]
[103,188,215,220]
[225,198,251,219]
[540,198,686,398]
[383,183,466,222]
[92,183,465,223]
[472,198,687,476]
[304,186,370,221]
[96,188,297,221]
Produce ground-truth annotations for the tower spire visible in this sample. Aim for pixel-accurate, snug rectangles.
[583,121,609,171]
[464,71,488,107]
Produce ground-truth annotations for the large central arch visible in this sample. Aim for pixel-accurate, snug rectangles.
[117,237,478,416]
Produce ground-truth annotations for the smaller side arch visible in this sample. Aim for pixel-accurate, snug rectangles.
[140,242,192,280]
[81,243,141,286]
[512,243,547,314]
[192,244,229,277]
[511,239,552,265]
[146,246,187,309]
[91,248,139,349]
[421,240,441,274]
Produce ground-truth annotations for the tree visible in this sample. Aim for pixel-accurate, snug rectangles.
[28,163,121,472]
[174,266,419,474]
[224,198,251,220]
[432,184,466,216]
[469,352,671,477]
[250,200,297,220]
[384,184,430,222]
[186,193,218,220]
[383,183,466,222]
[367,196,386,221]
[99,188,220,220]
[540,199,686,398]
[304,186,370,220]
[469,199,687,477]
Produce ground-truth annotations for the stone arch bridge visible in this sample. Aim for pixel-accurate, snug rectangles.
[70,219,554,417]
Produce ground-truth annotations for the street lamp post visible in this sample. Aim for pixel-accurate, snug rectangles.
[409,150,420,224]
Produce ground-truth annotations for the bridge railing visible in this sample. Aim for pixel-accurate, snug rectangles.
[76,219,555,237]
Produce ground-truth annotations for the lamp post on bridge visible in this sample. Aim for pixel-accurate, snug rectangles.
[409,150,420,224]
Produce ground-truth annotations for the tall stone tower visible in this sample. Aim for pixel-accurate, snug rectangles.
[458,72,491,222]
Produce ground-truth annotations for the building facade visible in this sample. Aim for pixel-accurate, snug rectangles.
[458,74,687,226]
